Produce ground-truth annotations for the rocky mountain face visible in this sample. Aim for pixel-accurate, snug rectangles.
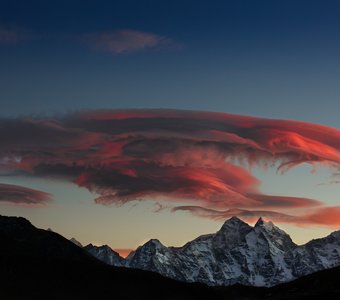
[85,217,340,287]
[2,214,340,300]
[84,243,125,266]
[0,215,220,300]
[68,237,126,267]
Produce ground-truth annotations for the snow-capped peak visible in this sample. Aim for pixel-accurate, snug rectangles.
[84,217,340,288]
[84,243,125,266]
[144,239,164,247]
[223,215,245,225]
[253,217,296,251]
[255,216,265,226]
[254,217,276,229]
[219,216,251,232]
[254,217,290,237]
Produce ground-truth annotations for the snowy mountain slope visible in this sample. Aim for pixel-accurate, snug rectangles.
[0,215,220,300]
[84,244,125,267]
[85,217,340,287]
[290,230,340,277]
[2,214,340,299]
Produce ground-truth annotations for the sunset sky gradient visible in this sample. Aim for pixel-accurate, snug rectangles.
[0,0,340,254]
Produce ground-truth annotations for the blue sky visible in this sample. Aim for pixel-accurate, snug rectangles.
[0,0,340,251]
[0,0,340,124]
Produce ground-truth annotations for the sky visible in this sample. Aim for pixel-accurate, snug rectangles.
[0,0,340,255]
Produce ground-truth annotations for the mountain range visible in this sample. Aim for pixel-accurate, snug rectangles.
[1,214,340,299]
[81,217,340,287]
[0,214,216,300]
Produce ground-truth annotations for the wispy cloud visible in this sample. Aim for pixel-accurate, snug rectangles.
[83,29,176,54]
[0,183,51,205]
[0,109,339,226]
[0,26,177,52]
[172,206,340,228]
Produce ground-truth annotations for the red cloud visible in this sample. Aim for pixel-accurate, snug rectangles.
[304,206,340,226]
[65,109,340,169]
[83,30,174,54]
[173,205,340,227]
[0,110,339,216]
[0,183,51,205]
[74,161,321,209]
[172,206,298,223]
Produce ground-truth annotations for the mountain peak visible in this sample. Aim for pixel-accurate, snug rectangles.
[133,239,165,253]
[223,216,246,226]
[252,217,296,251]
[84,243,125,266]
[255,217,274,229]
[213,216,252,248]
[144,239,164,248]
[218,216,250,232]
[229,215,243,222]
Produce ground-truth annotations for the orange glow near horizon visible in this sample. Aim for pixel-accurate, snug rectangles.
[114,248,133,258]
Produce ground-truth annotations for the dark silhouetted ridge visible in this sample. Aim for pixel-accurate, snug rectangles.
[0,215,219,300]
[1,214,340,300]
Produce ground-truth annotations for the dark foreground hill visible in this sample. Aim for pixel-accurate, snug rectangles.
[0,215,220,300]
[1,215,340,300]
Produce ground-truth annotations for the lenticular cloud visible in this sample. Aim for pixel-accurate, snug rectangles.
[0,183,51,205]
[0,109,340,225]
